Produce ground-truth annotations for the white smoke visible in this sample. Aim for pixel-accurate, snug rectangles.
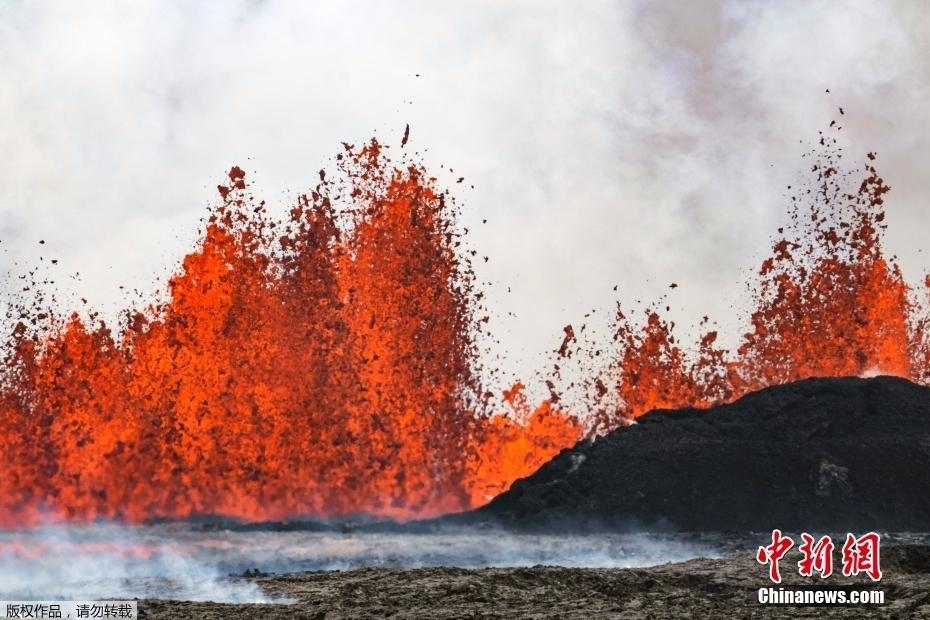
[0,523,272,602]
[1,1,928,399]
[0,522,717,600]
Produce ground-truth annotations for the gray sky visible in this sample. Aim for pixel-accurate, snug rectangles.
[1,0,929,399]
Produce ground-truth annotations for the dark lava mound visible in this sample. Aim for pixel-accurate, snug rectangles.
[477,376,930,532]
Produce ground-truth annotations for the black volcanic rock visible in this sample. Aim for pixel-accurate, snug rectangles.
[476,376,930,532]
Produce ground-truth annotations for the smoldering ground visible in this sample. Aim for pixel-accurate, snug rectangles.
[0,522,717,602]
[138,542,930,619]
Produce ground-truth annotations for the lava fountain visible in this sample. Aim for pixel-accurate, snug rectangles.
[0,140,581,527]
[2,123,929,527]
[579,126,930,432]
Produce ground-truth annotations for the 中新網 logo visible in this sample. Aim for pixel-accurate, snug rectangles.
[756,530,882,583]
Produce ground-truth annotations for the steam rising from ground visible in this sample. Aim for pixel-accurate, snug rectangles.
[0,523,271,602]
[0,523,716,601]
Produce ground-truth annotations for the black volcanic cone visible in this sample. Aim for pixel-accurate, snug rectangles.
[476,376,930,532]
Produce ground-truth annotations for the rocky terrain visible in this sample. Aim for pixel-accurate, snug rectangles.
[475,376,930,532]
[138,542,929,619]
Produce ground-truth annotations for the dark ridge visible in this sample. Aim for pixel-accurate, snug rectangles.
[467,375,930,532]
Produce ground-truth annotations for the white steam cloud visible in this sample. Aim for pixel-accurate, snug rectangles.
[0,1,928,395]
[0,523,715,600]
[0,523,271,602]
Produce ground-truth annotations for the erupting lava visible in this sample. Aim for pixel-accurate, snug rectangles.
[584,127,930,432]
[1,124,927,526]
[0,140,580,526]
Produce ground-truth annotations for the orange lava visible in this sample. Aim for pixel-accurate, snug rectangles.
[593,131,930,427]
[0,140,580,527]
[2,126,927,527]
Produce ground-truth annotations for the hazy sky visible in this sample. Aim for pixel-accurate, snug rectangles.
[1,1,928,396]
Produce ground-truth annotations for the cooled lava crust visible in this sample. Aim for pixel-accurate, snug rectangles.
[477,376,930,532]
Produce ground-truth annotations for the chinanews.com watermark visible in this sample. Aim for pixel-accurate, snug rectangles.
[758,586,884,605]
[755,529,884,608]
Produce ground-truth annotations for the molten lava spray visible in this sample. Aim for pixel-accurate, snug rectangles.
[2,125,928,526]
[0,140,581,526]
[580,128,930,432]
